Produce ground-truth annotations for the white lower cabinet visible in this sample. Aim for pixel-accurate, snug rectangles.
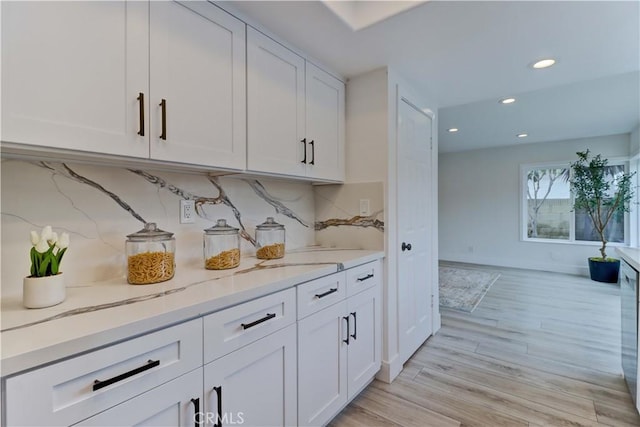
[204,324,297,427]
[2,260,382,427]
[75,368,203,427]
[297,261,382,426]
[346,285,381,398]
[298,300,348,426]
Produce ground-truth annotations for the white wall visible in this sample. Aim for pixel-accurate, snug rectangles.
[631,124,640,157]
[346,67,440,382]
[439,133,631,276]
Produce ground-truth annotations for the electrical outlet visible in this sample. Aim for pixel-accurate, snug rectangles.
[359,199,370,216]
[180,200,196,224]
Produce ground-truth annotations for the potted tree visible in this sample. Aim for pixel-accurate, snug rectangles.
[570,150,635,283]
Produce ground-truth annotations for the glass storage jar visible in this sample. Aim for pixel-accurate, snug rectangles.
[204,219,241,270]
[255,217,285,259]
[125,223,176,285]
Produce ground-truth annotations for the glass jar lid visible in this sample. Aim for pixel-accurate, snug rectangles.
[256,217,284,230]
[126,222,174,241]
[204,219,239,235]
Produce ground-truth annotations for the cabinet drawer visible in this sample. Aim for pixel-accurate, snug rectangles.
[75,368,203,426]
[346,260,381,297]
[203,287,296,363]
[5,318,202,427]
[297,271,346,319]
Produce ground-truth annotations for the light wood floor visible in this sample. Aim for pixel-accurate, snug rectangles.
[330,262,640,426]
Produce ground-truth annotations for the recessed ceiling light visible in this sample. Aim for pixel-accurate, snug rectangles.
[517,133,528,138]
[500,97,516,104]
[532,58,556,69]
[448,128,459,133]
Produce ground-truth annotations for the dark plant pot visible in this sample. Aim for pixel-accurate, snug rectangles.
[588,258,620,283]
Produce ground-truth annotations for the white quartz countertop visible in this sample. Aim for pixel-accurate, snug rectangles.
[0,248,383,377]
[616,247,640,272]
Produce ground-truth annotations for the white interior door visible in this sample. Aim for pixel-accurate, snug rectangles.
[397,93,434,362]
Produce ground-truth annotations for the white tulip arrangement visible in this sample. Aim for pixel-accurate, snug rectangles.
[29,226,70,277]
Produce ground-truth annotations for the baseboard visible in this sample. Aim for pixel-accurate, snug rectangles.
[377,354,403,383]
[439,253,590,277]
[433,312,441,333]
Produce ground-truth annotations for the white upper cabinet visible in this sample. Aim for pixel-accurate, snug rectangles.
[2,1,246,170]
[149,1,246,169]
[247,27,345,182]
[2,2,344,179]
[305,63,345,181]
[1,1,149,158]
[247,27,306,177]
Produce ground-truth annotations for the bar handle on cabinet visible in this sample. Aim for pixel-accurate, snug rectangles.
[342,315,350,345]
[301,138,307,164]
[137,92,145,136]
[315,287,338,299]
[350,312,357,340]
[309,140,315,165]
[357,273,374,282]
[92,359,160,391]
[241,313,276,330]
[191,398,201,427]
[159,99,167,140]
[213,386,223,427]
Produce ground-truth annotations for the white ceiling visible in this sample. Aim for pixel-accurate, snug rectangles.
[219,0,640,153]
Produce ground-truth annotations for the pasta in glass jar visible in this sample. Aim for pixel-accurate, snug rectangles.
[126,223,175,285]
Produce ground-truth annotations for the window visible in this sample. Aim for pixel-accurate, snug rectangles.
[521,160,629,244]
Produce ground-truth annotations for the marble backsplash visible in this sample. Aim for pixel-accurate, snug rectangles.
[1,160,315,297]
[315,182,384,251]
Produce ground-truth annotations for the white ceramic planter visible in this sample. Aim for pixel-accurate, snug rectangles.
[23,273,65,308]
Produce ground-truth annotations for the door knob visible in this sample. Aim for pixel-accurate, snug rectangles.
[401,242,412,251]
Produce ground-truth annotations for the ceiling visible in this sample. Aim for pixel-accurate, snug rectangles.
[219,1,640,153]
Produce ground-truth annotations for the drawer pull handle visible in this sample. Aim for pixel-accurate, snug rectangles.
[350,312,357,340]
[241,313,276,330]
[309,140,315,165]
[191,398,201,427]
[357,273,374,282]
[137,92,145,136]
[342,315,350,345]
[92,359,160,391]
[213,386,223,427]
[315,287,338,299]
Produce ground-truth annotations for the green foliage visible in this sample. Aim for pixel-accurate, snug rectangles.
[28,226,70,278]
[570,150,635,259]
[30,245,67,277]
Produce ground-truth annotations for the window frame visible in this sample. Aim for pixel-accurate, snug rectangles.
[520,158,631,246]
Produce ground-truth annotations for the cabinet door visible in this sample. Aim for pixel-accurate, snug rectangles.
[305,63,345,182]
[1,1,149,158]
[298,300,348,426]
[204,324,297,427]
[347,285,382,399]
[247,27,306,177]
[76,369,203,427]
[150,1,246,169]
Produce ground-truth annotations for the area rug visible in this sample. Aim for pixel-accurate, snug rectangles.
[439,266,500,312]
